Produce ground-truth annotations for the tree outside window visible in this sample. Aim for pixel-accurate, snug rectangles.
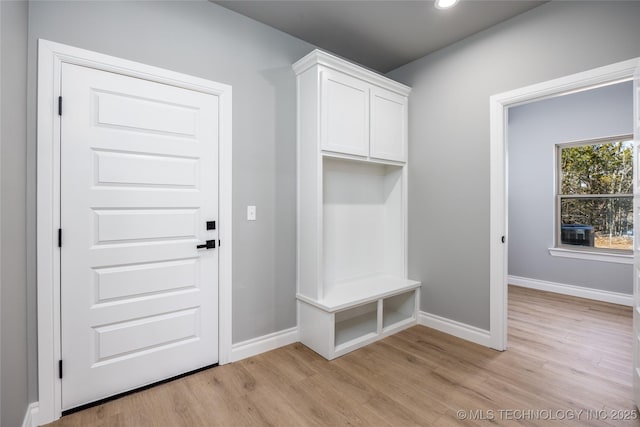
[557,136,633,252]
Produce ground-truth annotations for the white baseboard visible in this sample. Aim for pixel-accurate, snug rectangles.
[230,327,299,362]
[418,311,492,347]
[508,275,633,306]
[22,402,39,427]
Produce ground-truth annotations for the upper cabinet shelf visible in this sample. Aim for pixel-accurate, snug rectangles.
[294,50,410,163]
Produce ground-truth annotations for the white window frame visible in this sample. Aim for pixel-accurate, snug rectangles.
[550,134,633,264]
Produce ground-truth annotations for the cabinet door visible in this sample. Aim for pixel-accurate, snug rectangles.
[320,70,370,157]
[370,86,407,162]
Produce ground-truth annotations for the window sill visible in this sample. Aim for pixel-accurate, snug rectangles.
[548,247,633,265]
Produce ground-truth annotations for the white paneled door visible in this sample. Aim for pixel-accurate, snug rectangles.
[60,63,219,410]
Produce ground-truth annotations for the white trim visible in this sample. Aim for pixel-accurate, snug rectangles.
[489,95,508,351]
[36,39,233,424]
[489,57,640,353]
[555,133,634,149]
[0,1,3,420]
[548,247,633,264]
[509,275,633,306]
[22,402,39,427]
[417,311,492,348]
[217,54,233,366]
[230,327,300,362]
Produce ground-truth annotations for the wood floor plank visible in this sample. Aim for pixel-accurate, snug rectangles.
[46,285,638,426]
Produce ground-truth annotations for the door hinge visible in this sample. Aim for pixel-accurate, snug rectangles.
[58,360,63,379]
[58,96,62,116]
[501,235,506,244]
[58,228,62,248]
[218,240,221,247]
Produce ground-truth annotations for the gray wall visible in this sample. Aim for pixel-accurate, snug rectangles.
[388,1,640,329]
[25,0,313,403]
[1,1,29,426]
[508,81,633,294]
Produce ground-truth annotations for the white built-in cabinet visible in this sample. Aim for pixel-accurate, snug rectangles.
[294,50,420,360]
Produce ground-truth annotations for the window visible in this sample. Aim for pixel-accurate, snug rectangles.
[557,136,633,253]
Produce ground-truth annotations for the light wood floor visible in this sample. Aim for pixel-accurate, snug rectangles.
[47,286,637,426]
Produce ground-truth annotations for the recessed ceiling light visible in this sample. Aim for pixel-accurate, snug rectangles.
[435,0,460,10]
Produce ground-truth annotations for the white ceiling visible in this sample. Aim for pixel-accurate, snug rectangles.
[213,0,547,73]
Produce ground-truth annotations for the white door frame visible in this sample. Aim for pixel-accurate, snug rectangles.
[36,39,233,424]
[489,57,640,351]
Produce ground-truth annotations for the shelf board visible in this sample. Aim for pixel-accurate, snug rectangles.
[382,315,415,334]
[382,316,417,336]
[297,275,421,312]
[382,292,415,329]
[335,310,378,348]
[321,151,406,167]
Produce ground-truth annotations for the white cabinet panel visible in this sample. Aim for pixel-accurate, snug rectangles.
[320,69,408,162]
[321,70,370,157]
[370,87,407,162]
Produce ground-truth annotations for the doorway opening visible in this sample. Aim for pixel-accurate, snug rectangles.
[506,81,634,304]
[488,57,639,351]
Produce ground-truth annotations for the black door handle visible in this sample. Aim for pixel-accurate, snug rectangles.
[196,240,216,249]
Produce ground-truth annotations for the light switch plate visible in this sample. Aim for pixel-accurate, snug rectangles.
[247,205,256,221]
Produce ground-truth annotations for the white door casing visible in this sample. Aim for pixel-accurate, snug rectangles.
[489,58,640,352]
[633,67,640,408]
[60,63,219,409]
[37,40,232,424]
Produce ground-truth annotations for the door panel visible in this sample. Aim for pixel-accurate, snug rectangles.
[60,63,219,409]
[94,209,198,243]
[95,91,199,136]
[94,151,198,187]
[93,308,199,362]
[94,259,198,302]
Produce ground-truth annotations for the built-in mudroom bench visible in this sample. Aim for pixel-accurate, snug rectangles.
[293,49,421,360]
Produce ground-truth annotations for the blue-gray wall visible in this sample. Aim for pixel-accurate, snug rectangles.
[1,1,29,425]
[508,81,633,294]
[388,1,640,329]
